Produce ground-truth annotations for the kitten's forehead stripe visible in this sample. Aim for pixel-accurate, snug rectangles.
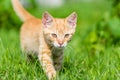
[54,19,67,35]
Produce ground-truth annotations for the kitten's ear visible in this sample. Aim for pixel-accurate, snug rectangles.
[42,11,53,27]
[66,12,77,28]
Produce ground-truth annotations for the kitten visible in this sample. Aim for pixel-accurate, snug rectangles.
[11,0,77,80]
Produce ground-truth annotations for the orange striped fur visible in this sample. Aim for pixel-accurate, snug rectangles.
[12,0,77,79]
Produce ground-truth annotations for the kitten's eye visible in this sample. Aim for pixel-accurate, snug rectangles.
[51,33,57,38]
[64,34,70,38]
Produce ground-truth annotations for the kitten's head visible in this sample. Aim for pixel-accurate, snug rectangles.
[42,12,77,48]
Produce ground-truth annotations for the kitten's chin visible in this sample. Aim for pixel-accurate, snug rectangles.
[54,46,65,50]
[57,46,65,48]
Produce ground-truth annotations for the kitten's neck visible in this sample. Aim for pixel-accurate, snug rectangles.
[51,47,64,56]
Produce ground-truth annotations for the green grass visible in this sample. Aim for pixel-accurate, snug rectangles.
[0,27,120,80]
[0,0,120,80]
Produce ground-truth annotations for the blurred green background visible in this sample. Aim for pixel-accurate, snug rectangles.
[0,0,120,80]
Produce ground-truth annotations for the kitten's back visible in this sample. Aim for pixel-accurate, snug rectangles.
[20,18,42,53]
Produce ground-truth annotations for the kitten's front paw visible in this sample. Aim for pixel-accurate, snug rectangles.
[48,70,57,80]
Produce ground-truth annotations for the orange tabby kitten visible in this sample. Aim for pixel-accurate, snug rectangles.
[12,0,77,79]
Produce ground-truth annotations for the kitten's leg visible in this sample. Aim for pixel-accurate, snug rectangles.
[38,48,56,80]
[53,52,63,71]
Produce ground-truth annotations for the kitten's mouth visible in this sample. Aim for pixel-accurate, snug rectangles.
[53,42,67,49]
[55,44,66,49]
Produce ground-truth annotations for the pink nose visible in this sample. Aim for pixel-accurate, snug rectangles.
[58,41,63,46]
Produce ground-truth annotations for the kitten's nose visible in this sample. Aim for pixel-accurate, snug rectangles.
[58,41,63,46]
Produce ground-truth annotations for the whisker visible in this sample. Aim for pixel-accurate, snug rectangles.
[66,45,74,51]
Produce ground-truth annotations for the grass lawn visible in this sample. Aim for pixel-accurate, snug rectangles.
[0,0,120,80]
[0,26,120,80]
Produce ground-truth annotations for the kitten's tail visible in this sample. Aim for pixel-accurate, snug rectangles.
[11,0,35,22]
